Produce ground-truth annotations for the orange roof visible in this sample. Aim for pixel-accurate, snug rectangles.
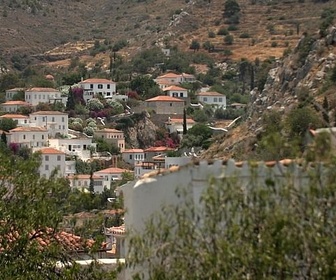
[156,80,174,85]
[26,87,59,92]
[197,91,224,96]
[95,167,131,174]
[146,96,184,102]
[31,111,67,115]
[0,114,28,119]
[123,149,144,153]
[163,85,187,91]
[157,73,180,79]
[1,101,29,106]
[10,127,47,132]
[38,148,65,155]
[80,78,115,84]
[144,146,173,152]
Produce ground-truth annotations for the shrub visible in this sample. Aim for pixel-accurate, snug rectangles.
[239,32,250,38]
[227,24,238,31]
[224,34,234,45]
[208,31,216,38]
[217,27,229,35]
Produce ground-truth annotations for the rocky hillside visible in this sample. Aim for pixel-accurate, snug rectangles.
[202,26,336,160]
[0,0,334,71]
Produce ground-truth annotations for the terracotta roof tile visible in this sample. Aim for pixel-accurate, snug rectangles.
[38,148,65,155]
[31,111,67,115]
[163,85,187,91]
[197,91,224,96]
[1,101,29,106]
[168,118,195,124]
[157,73,180,79]
[94,128,123,133]
[0,114,28,119]
[144,146,174,152]
[80,78,115,84]
[26,87,59,92]
[146,96,184,102]
[67,174,101,180]
[10,127,47,132]
[5,88,25,92]
[95,167,131,174]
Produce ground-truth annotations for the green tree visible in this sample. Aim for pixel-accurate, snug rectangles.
[130,75,161,99]
[0,118,17,132]
[189,40,200,52]
[223,0,240,24]
[66,87,76,111]
[224,34,234,45]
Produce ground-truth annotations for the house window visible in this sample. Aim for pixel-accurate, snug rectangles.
[90,84,93,89]
[219,97,223,102]
[62,117,64,122]
[52,117,55,122]
[107,84,110,89]
[45,155,49,161]
[23,135,26,140]
[214,98,218,102]
[170,103,172,107]
[106,92,111,96]
[203,97,207,102]
[98,84,103,89]
[33,135,35,140]
[42,135,44,140]
[57,155,61,161]
[45,165,49,171]
[129,154,133,160]
[180,92,183,97]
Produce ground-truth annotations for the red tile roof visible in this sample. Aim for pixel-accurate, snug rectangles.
[67,174,101,180]
[10,127,47,132]
[156,73,180,79]
[80,78,115,84]
[26,87,59,92]
[0,114,28,119]
[163,85,187,91]
[95,167,131,174]
[146,96,184,102]
[197,91,224,96]
[123,149,144,153]
[1,101,29,106]
[38,148,65,155]
[30,111,67,115]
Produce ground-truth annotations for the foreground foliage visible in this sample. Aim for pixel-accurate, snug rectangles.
[128,161,336,279]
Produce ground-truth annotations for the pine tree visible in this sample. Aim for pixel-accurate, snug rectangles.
[66,87,76,111]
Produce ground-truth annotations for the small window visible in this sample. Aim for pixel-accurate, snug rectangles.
[214,98,218,102]
[23,135,26,140]
[130,154,133,160]
[52,117,55,122]
[45,165,49,171]
[45,155,49,161]
[180,92,183,97]
[203,97,207,102]
[219,97,223,102]
[90,84,93,89]
[42,135,44,140]
[107,84,110,89]
[170,103,172,107]
[57,155,61,161]
[62,117,64,122]
[98,84,103,89]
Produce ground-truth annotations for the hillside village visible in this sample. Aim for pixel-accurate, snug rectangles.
[0,71,233,194]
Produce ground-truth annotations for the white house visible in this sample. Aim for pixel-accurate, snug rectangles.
[78,78,117,102]
[48,137,96,161]
[134,162,158,179]
[5,88,25,101]
[0,114,29,126]
[1,101,30,113]
[197,91,226,108]
[164,155,192,169]
[144,146,173,162]
[25,87,62,106]
[8,127,48,148]
[165,117,195,135]
[162,85,188,98]
[29,111,68,137]
[67,174,105,193]
[94,167,132,192]
[122,149,145,166]
[121,159,309,279]
[37,147,66,178]
[154,73,196,89]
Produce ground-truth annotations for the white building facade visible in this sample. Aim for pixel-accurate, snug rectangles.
[37,147,66,178]
[1,101,30,113]
[8,127,48,148]
[122,149,145,166]
[78,78,117,102]
[25,88,62,106]
[197,91,226,109]
[29,111,69,137]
